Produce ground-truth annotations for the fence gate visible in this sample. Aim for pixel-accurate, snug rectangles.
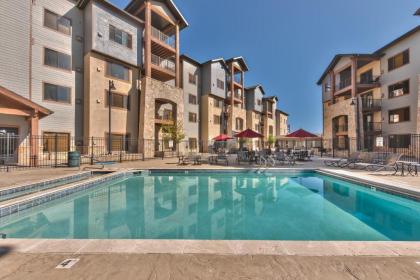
[0,129,19,165]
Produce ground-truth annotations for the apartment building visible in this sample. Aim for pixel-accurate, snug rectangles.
[262,96,277,141]
[275,110,289,137]
[318,25,420,152]
[245,85,265,149]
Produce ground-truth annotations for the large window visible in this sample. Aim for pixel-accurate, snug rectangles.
[43,83,71,104]
[235,118,244,131]
[188,94,197,105]
[213,98,223,108]
[217,79,224,90]
[388,80,410,98]
[389,134,411,149]
[107,61,129,81]
[42,132,70,153]
[44,48,71,71]
[44,9,71,35]
[106,92,130,110]
[189,112,197,123]
[109,25,132,49]
[188,138,198,150]
[106,133,129,151]
[213,115,221,125]
[389,107,410,123]
[388,49,409,71]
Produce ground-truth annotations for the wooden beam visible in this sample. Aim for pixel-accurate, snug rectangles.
[351,57,357,98]
[0,107,31,117]
[175,24,180,87]
[144,0,152,78]
[151,6,176,26]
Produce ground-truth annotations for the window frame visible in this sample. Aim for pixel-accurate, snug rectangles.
[43,9,72,36]
[388,134,411,149]
[42,132,70,153]
[105,91,131,110]
[43,47,72,72]
[216,79,225,90]
[188,73,197,85]
[388,79,410,99]
[213,115,221,125]
[106,61,130,82]
[109,24,133,49]
[388,49,410,72]
[188,94,197,105]
[389,107,410,124]
[188,112,197,123]
[42,82,72,104]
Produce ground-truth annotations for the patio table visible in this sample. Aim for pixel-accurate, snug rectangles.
[395,161,414,176]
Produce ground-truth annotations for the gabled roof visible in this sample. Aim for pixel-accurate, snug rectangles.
[263,96,278,102]
[245,85,265,95]
[374,25,420,55]
[202,58,229,72]
[0,85,52,118]
[77,0,144,25]
[276,109,289,116]
[225,57,249,72]
[316,54,377,85]
[414,8,420,16]
[180,54,201,67]
[125,0,188,30]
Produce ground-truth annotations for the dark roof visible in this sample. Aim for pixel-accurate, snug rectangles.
[316,54,376,85]
[245,85,265,95]
[374,25,420,55]
[263,96,278,102]
[202,58,229,72]
[125,0,188,30]
[415,8,420,16]
[225,57,249,72]
[77,0,144,25]
[276,109,289,116]
[180,54,201,67]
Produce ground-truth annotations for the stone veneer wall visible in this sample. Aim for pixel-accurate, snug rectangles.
[139,77,184,158]
[417,75,420,133]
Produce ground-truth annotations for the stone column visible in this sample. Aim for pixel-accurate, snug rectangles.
[29,111,39,167]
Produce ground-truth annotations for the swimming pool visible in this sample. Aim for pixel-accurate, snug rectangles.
[0,170,419,241]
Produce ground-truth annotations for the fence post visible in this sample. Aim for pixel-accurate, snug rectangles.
[90,136,94,165]
[320,137,323,158]
[119,137,123,163]
[54,134,58,168]
[332,138,335,158]
[161,139,164,160]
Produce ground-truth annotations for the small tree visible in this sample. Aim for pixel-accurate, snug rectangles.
[162,121,185,152]
[268,134,276,149]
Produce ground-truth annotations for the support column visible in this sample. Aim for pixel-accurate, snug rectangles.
[229,64,235,134]
[351,57,357,98]
[29,111,39,167]
[175,24,180,87]
[329,71,335,104]
[144,1,152,78]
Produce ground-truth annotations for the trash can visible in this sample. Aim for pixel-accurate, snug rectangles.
[68,151,80,167]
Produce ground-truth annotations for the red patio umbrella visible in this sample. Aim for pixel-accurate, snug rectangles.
[212,134,233,141]
[234,129,263,138]
[286,129,318,138]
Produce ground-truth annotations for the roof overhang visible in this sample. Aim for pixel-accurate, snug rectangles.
[226,57,249,72]
[245,84,265,95]
[202,58,229,72]
[263,96,278,102]
[374,25,420,55]
[414,8,420,16]
[0,85,52,118]
[276,109,289,116]
[125,0,188,30]
[180,54,201,67]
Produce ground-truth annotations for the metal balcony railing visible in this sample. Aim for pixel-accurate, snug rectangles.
[361,99,381,111]
[151,26,175,48]
[364,122,382,133]
[336,78,352,90]
[151,54,175,73]
[358,75,381,85]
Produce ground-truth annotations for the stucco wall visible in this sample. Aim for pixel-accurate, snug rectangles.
[181,59,200,141]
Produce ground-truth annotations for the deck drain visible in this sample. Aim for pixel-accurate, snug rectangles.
[56,258,80,269]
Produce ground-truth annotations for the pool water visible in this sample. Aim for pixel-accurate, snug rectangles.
[1,171,420,241]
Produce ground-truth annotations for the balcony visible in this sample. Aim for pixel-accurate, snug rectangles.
[151,26,175,48]
[357,76,381,93]
[227,91,243,104]
[364,122,382,134]
[361,99,381,112]
[336,78,351,91]
[151,54,176,81]
[155,112,174,125]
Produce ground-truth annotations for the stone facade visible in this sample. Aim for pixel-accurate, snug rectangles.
[139,76,184,157]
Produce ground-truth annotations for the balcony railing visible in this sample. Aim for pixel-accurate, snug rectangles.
[358,75,380,85]
[228,91,243,100]
[151,26,175,48]
[336,78,352,90]
[151,54,175,73]
[364,122,382,133]
[361,99,381,111]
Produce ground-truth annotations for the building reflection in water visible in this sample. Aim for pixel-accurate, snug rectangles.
[1,173,419,240]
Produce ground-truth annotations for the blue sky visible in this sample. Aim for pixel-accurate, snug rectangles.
[111,0,419,133]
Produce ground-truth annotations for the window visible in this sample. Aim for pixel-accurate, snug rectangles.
[256,99,262,106]
[359,69,373,84]
[188,73,197,85]
[235,118,243,131]
[189,112,197,123]
[188,94,197,105]
[107,61,129,81]
[217,79,224,90]
[106,92,130,110]
[213,115,221,125]
[388,80,410,98]
[109,25,132,49]
[42,132,70,153]
[389,134,411,149]
[44,9,71,35]
[44,48,71,71]
[188,138,197,150]
[388,50,409,71]
[389,107,410,123]
[213,98,223,108]
[106,133,129,151]
[269,126,274,135]
[44,83,71,103]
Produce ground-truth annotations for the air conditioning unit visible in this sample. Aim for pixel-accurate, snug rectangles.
[393,89,404,97]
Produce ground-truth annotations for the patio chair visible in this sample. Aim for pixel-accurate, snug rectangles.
[324,152,360,167]
[237,151,250,165]
[354,153,402,172]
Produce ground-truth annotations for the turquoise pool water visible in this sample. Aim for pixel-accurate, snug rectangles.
[1,171,420,241]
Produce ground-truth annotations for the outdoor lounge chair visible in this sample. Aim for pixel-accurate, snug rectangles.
[354,153,402,172]
[324,152,360,168]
